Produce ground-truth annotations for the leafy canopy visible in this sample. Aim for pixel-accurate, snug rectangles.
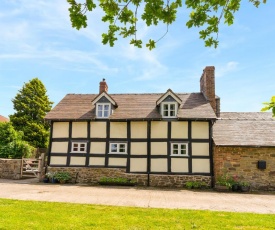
[261,96,275,117]
[0,122,20,146]
[0,122,34,159]
[9,78,53,148]
[68,0,266,50]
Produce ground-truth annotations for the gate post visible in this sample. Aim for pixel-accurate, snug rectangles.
[38,153,45,182]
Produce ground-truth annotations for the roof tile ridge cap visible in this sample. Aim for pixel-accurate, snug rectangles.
[67,93,96,95]
[109,93,163,95]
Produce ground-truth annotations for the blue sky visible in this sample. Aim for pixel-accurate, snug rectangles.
[0,0,274,118]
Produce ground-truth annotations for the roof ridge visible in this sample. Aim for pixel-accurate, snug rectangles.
[66,92,201,96]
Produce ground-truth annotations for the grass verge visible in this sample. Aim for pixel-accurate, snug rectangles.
[0,198,274,229]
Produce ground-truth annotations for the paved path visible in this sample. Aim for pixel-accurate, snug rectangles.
[0,178,275,214]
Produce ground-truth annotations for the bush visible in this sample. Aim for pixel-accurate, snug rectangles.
[0,122,21,146]
[0,140,34,159]
[0,121,34,159]
[99,177,137,184]
[54,172,71,181]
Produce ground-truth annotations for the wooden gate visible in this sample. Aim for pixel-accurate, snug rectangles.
[21,153,45,180]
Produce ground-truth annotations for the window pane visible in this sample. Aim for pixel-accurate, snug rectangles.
[180,149,186,155]
[170,104,175,110]
[73,147,78,151]
[98,105,103,110]
[170,110,175,116]
[98,111,103,117]
[111,144,117,152]
[80,147,85,151]
[163,104,168,110]
[104,105,109,110]
[180,144,186,150]
[173,150,178,155]
[119,144,125,153]
[103,111,109,117]
[73,143,78,148]
[173,144,178,150]
[80,144,85,148]
[164,111,168,116]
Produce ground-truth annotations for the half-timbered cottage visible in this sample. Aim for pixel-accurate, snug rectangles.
[45,66,275,190]
[45,66,218,186]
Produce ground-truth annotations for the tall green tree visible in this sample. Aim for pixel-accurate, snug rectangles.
[67,0,266,50]
[262,96,275,117]
[9,78,53,148]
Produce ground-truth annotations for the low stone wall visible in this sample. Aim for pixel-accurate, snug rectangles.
[150,174,211,188]
[214,146,275,191]
[47,167,148,185]
[47,166,211,188]
[0,158,22,179]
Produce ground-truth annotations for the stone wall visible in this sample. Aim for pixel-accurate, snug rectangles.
[47,166,211,188]
[0,158,22,179]
[47,167,148,186]
[214,146,275,191]
[150,174,211,188]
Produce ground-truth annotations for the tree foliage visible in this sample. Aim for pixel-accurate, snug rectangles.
[261,96,275,117]
[67,0,266,49]
[0,122,34,159]
[0,122,19,146]
[9,78,53,148]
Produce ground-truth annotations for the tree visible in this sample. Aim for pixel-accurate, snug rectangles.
[0,122,34,159]
[67,0,266,50]
[0,122,19,146]
[261,96,275,117]
[9,78,53,148]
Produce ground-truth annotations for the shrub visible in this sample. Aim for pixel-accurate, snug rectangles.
[216,174,235,189]
[0,140,34,159]
[99,177,136,184]
[54,172,71,181]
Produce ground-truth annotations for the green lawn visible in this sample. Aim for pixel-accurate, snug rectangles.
[0,198,274,229]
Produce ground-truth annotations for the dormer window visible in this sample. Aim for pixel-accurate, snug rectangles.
[96,103,111,118]
[92,89,118,119]
[162,102,177,118]
[156,89,182,119]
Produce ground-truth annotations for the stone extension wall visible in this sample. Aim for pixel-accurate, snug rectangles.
[214,146,275,191]
[0,158,22,179]
[47,166,211,188]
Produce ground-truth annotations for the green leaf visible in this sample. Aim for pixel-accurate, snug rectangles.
[130,39,142,48]
[146,39,156,50]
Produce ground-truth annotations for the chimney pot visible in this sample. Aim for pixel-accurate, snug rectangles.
[99,79,108,94]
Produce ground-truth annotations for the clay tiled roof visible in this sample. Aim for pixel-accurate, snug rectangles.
[45,93,216,120]
[0,115,9,122]
[213,112,275,146]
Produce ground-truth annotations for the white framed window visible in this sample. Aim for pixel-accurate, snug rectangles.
[161,102,177,118]
[71,142,87,153]
[96,103,111,118]
[109,143,127,154]
[171,143,188,156]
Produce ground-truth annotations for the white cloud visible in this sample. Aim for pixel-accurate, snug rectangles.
[216,62,239,77]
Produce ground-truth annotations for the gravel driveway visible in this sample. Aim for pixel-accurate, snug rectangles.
[0,178,275,214]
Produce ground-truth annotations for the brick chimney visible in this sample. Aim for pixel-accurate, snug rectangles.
[200,66,220,117]
[99,78,108,94]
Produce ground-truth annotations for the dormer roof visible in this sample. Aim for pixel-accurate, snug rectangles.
[156,89,182,106]
[91,91,117,107]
